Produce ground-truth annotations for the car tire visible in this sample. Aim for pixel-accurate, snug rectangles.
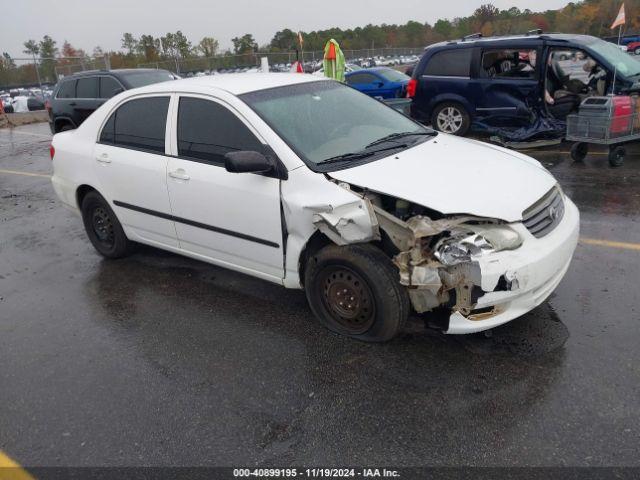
[634,47,640,55]
[59,123,74,132]
[304,243,409,342]
[431,102,471,136]
[81,191,133,259]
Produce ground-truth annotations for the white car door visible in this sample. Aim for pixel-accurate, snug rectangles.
[93,95,178,247]
[165,94,284,282]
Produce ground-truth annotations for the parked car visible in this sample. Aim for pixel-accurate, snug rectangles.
[625,41,640,55]
[408,33,640,135]
[47,68,177,133]
[345,67,410,99]
[50,74,579,342]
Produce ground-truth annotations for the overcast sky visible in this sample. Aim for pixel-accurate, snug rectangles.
[3,0,570,58]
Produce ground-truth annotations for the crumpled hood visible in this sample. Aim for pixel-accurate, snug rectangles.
[328,134,557,222]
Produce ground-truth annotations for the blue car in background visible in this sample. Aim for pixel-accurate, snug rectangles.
[345,67,410,99]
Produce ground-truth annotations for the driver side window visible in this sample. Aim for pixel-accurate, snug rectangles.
[177,97,262,165]
[547,49,607,96]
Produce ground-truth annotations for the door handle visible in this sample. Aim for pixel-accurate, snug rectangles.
[96,153,111,164]
[169,169,190,181]
[69,102,77,106]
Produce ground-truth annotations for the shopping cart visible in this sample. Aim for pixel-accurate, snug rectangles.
[566,96,640,167]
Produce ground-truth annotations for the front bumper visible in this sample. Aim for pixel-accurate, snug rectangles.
[446,196,580,334]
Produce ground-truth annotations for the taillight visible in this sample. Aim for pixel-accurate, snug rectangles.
[49,144,55,160]
[406,78,417,98]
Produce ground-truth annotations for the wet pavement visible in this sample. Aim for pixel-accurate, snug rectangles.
[0,123,639,467]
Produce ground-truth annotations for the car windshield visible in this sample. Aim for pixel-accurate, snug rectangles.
[122,70,176,88]
[588,38,640,77]
[241,81,431,170]
[377,68,410,82]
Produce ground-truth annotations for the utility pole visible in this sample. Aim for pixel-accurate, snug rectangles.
[31,53,43,95]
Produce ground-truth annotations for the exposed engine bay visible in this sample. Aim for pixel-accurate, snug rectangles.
[311,181,524,320]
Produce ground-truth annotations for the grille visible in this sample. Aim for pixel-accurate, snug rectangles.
[522,186,565,238]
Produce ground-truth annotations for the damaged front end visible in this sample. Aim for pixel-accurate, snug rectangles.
[310,182,526,328]
[373,207,522,320]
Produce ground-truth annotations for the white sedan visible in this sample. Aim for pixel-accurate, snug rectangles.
[50,74,579,342]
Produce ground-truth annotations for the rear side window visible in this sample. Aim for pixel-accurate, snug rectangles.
[177,97,262,165]
[100,77,122,99]
[56,80,76,99]
[424,49,472,77]
[99,97,169,153]
[76,77,99,98]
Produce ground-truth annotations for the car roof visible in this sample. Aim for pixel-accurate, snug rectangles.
[62,68,170,80]
[129,73,329,96]
[347,67,391,74]
[427,33,597,50]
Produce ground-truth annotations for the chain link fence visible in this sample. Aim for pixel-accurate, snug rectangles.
[0,55,111,90]
[1,47,424,89]
[137,47,425,74]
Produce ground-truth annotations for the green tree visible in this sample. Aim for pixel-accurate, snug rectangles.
[232,34,257,54]
[174,31,192,58]
[138,35,160,62]
[37,35,58,81]
[121,33,138,56]
[198,37,219,57]
[2,52,15,68]
[270,29,298,51]
[23,39,40,56]
[433,19,453,38]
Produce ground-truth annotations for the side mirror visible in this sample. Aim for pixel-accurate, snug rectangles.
[375,81,384,87]
[224,150,275,175]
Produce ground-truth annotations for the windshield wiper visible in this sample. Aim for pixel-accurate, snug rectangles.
[366,130,435,148]
[318,143,409,165]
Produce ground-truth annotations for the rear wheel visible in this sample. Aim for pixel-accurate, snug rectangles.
[431,102,470,136]
[304,244,409,342]
[58,123,74,133]
[81,191,133,258]
[634,47,640,55]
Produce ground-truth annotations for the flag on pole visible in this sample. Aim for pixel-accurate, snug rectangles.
[611,3,626,30]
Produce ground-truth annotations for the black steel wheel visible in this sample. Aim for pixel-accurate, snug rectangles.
[570,142,588,161]
[609,145,625,168]
[304,244,409,342]
[319,265,376,335]
[81,191,133,258]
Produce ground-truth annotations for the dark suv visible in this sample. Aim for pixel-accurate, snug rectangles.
[408,33,640,135]
[48,69,177,133]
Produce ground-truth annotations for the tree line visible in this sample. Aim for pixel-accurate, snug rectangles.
[2,1,640,86]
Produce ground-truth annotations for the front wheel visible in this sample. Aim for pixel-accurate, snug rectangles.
[431,102,470,136]
[634,47,640,55]
[304,244,410,342]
